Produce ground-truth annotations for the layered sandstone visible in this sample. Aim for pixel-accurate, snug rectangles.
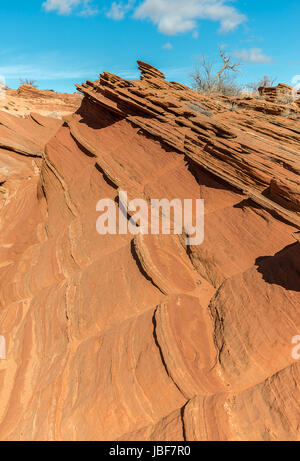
[0,84,82,118]
[0,61,299,441]
[258,83,294,103]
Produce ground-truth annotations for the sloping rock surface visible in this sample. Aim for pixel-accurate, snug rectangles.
[0,62,299,441]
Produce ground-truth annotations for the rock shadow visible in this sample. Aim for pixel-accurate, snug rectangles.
[255,242,300,292]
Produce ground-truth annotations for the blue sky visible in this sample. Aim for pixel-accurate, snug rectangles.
[0,0,299,93]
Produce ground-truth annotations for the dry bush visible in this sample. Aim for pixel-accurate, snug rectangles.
[19,78,38,88]
[246,75,277,93]
[276,94,294,106]
[281,108,292,117]
[191,48,242,97]
[227,102,238,112]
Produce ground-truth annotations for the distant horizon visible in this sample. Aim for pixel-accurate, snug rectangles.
[6,61,297,96]
[8,66,299,98]
[0,1,298,94]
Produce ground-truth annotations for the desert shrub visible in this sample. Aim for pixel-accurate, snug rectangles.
[277,94,294,105]
[228,102,238,112]
[19,78,38,87]
[219,101,239,112]
[215,77,241,97]
[281,108,291,117]
[247,75,277,93]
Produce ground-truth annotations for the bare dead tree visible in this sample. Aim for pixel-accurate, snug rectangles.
[211,48,241,91]
[191,48,241,96]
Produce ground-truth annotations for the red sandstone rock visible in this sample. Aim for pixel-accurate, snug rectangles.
[258,83,295,104]
[0,62,299,441]
[0,85,82,119]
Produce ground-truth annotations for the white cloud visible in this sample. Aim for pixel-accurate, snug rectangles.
[233,48,272,64]
[42,0,97,16]
[192,30,199,39]
[292,75,300,85]
[42,1,246,37]
[107,2,126,20]
[106,1,135,20]
[133,0,246,35]
[162,42,173,50]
